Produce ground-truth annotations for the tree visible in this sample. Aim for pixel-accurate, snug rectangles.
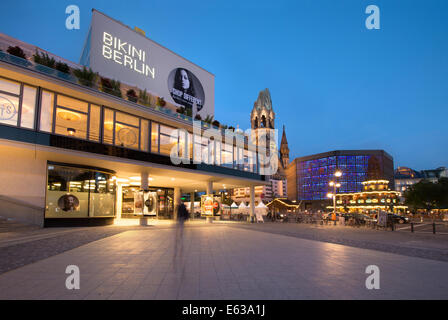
[404,179,447,213]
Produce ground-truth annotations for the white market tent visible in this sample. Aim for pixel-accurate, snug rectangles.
[238,202,247,209]
[256,201,267,208]
[230,202,239,208]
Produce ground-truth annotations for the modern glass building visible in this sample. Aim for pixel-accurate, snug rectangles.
[286,150,394,210]
[0,11,266,227]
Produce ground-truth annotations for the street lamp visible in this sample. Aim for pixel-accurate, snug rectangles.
[328,170,342,218]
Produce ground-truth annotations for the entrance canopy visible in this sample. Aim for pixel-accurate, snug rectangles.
[19,143,266,193]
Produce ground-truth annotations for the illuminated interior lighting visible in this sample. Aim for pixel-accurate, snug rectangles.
[57,109,81,121]
[67,127,76,136]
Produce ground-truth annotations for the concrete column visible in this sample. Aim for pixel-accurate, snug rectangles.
[140,172,149,226]
[206,181,213,195]
[174,187,181,220]
[190,192,195,219]
[115,183,122,220]
[141,172,149,190]
[249,185,255,222]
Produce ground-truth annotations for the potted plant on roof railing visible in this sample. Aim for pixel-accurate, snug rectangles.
[126,89,138,103]
[100,77,122,98]
[73,66,97,87]
[156,97,166,109]
[33,50,56,73]
[7,46,27,59]
[176,106,192,119]
[139,89,152,107]
[55,61,70,74]
[4,46,31,67]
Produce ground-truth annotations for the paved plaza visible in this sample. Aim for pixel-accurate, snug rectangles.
[0,223,447,300]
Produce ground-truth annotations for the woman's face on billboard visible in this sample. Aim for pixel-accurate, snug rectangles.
[180,69,190,90]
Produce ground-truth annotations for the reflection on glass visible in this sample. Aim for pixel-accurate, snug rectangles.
[116,112,139,127]
[57,95,88,113]
[159,134,177,156]
[103,108,114,144]
[0,77,20,95]
[140,119,149,151]
[151,122,159,153]
[20,86,36,129]
[89,104,101,142]
[39,91,54,132]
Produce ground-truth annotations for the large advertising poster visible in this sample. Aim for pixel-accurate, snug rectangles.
[84,10,214,118]
[201,195,221,216]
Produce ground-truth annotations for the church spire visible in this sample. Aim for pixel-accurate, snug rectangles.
[280,125,290,169]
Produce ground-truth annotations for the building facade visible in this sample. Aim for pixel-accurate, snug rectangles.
[395,166,448,193]
[286,150,394,210]
[0,11,266,227]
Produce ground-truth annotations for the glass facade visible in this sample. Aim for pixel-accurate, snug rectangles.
[46,164,116,218]
[0,77,37,129]
[0,76,260,176]
[298,155,372,200]
[0,76,257,174]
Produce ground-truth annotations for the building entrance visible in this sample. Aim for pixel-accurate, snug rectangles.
[121,186,174,219]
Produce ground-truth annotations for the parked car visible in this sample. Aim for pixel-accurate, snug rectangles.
[387,213,409,224]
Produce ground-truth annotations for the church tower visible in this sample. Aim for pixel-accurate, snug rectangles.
[251,88,275,130]
[280,125,290,169]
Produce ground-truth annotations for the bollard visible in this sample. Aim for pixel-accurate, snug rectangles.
[411,222,414,233]
[433,222,436,234]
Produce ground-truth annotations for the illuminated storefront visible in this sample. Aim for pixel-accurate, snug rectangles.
[0,11,266,227]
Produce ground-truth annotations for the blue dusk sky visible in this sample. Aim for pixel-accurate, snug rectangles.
[0,0,446,170]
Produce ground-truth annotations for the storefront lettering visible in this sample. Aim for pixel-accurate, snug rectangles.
[102,32,155,79]
[0,96,17,121]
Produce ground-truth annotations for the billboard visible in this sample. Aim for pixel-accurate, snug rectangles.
[82,10,214,118]
[200,195,222,216]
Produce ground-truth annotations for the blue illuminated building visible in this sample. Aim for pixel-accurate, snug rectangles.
[286,150,394,209]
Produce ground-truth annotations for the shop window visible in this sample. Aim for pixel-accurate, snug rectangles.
[55,102,88,139]
[0,94,19,127]
[0,77,20,95]
[20,86,37,129]
[115,122,139,149]
[39,91,54,132]
[46,164,115,218]
[157,125,178,156]
[89,104,101,142]
[140,119,149,152]
[0,78,37,129]
[103,108,114,144]
[151,122,159,153]
[221,144,233,168]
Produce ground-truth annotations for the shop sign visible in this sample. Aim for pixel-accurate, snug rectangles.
[0,95,17,121]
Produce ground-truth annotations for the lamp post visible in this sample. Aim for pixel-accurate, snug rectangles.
[327,170,342,218]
